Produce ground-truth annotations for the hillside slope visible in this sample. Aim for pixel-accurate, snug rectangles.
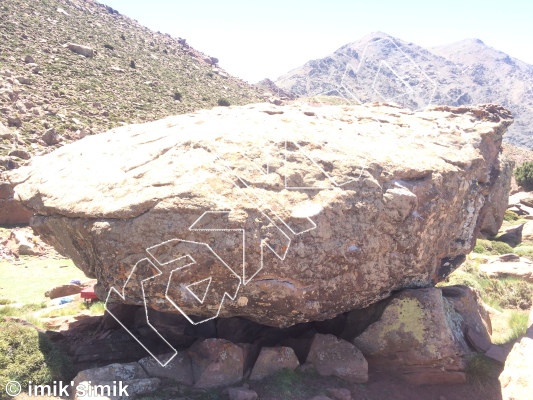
[275,32,533,148]
[0,0,264,164]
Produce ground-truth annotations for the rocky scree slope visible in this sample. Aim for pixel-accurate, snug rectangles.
[0,0,264,167]
[8,102,513,327]
[275,32,533,148]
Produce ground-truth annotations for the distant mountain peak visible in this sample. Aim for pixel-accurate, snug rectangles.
[461,38,485,45]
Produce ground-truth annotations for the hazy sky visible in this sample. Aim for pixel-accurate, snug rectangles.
[101,0,533,83]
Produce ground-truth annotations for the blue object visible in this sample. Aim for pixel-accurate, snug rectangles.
[59,297,73,305]
[70,279,81,285]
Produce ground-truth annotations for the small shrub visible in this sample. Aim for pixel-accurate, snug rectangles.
[89,301,105,315]
[514,161,533,191]
[0,321,73,392]
[491,241,514,255]
[504,209,519,222]
[466,354,500,387]
[217,98,230,107]
[473,243,488,254]
[514,245,533,259]
[473,239,513,255]
[0,298,13,305]
[506,311,529,342]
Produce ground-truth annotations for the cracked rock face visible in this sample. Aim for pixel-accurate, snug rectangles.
[8,102,512,327]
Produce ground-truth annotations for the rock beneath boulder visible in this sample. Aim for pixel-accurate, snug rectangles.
[480,259,533,283]
[8,103,513,327]
[307,333,368,383]
[45,283,82,299]
[228,387,258,400]
[67,43,94,58]
[353,288,469,385]
[188,338,243,388]
[73,363,148,382]
[440,285,492,342]
[73,362,160,400]
[138,352,194,386]
[250,346,299,380]
[499,337,533,400]
[326,388,352,400]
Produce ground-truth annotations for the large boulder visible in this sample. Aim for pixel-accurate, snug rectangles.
[8,103,512,327]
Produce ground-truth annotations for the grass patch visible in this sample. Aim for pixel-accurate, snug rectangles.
[0,321,73,392]
[494,311,530,344]
[0,303,46,317]
[466,354,501,388]
[257,368,319,399]
[39,302,85,318]
[0,258,84,304]
[0,298,13,305]
[89,301,106,315]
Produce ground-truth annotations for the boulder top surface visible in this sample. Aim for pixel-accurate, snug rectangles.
[9,102,512,220]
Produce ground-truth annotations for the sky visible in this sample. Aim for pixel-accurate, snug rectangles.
[101,0,533,83]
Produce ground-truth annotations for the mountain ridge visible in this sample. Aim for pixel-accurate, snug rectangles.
[275,32,533,148]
